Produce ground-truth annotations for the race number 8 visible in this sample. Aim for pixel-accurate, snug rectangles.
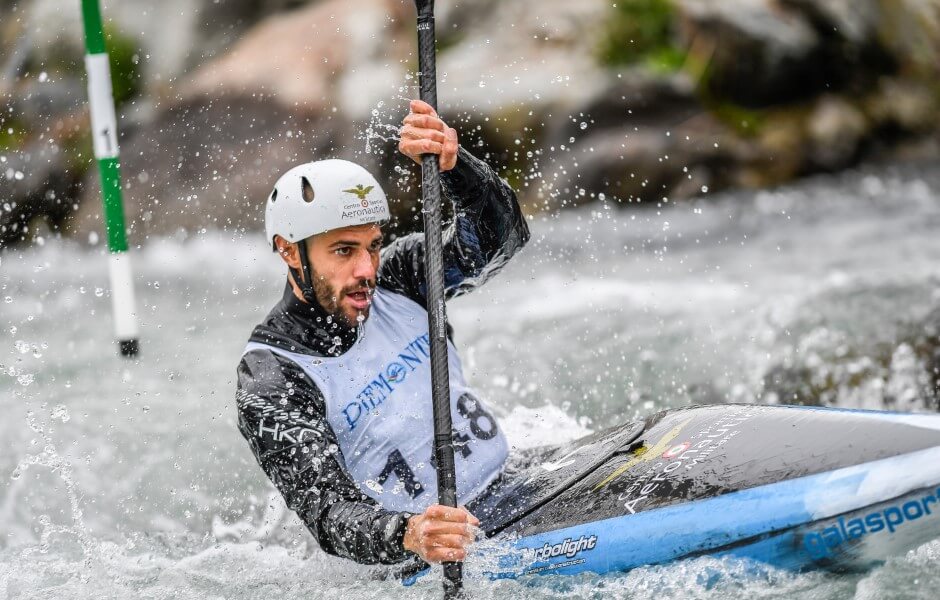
[457,393,498,440]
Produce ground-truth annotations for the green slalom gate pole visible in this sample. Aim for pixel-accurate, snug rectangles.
[80,0,140,357]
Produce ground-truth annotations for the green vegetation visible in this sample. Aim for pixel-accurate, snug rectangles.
[0,116,28,150]
[597,0,682,69]
[103,24,141,106]
[643,45,686,74]
[23,23,141,106]
[708,100,766,137]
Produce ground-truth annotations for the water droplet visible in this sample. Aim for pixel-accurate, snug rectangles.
[701,185,709,193]
[51,405,70,422]
[3,296,11,304]
[579,122,587,130]
[94,287,104,297]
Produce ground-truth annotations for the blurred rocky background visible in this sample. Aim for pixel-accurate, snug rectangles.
[1,0,939,247]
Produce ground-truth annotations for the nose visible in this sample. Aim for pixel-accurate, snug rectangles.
[351,248,377,282]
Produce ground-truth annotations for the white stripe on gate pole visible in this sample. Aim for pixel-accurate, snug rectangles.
[84,53,119,160]
[107,253,138,340]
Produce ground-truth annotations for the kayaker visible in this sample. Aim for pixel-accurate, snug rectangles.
[235,99,530,568]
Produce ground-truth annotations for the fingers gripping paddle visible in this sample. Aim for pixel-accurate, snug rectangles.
[413,0,463,597]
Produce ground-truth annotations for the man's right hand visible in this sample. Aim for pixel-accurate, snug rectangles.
[403,504,480,563]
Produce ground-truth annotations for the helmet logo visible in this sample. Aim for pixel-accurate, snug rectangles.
[343,184,374,207]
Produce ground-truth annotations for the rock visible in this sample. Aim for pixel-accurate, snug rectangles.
[676,0,894,107]
[866,77,938,133]
[0,130,86,248]
[21,0,306,90]
[181,0,614,121]
[781,0,896,83]
[0,12,31,91]
[743,109,807,187]
[676,0,822,106]
[188,0,312,72]
[538,71,737,206]
[8,75,86,125]
[806,96,867,170]
[179,0,414,120]
[437,0,609,116]
[876,0,940,75]
[543,71,699,148]
[781,0,880,44]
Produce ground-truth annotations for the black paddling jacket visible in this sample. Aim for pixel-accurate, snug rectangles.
[235,148,529,565]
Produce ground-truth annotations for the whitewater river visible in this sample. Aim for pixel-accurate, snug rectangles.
[3,160,940,599]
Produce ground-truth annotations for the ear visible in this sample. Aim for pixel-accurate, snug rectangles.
[273,235,302,270]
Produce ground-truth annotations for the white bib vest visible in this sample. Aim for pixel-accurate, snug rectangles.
[244,288,508,512]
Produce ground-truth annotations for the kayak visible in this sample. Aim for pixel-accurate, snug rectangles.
[456,404,940,580]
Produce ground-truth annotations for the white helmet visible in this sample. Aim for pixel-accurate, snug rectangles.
[265,159,390,249]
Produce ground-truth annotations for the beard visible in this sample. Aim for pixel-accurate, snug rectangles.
[309,265,374,329]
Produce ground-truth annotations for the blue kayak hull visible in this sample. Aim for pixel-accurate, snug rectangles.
[403,405,940,584]
[490,444,940,578]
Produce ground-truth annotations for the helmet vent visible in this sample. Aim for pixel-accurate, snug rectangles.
[301,176,316,203]
[270,188,278,202]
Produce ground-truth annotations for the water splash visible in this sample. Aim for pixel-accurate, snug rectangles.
[12,408,95,562]
[211,489,291,543]
[364,100,397,155]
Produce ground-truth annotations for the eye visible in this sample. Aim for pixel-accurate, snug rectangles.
[335,246,352,256]
[369,239,383,252]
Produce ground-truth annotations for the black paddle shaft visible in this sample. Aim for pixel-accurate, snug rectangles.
[414,0,463,597]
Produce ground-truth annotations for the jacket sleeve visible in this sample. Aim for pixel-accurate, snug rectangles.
[235,348,415,565]
[377,146,530,307]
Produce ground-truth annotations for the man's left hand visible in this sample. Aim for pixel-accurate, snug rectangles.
[399,99,459,171]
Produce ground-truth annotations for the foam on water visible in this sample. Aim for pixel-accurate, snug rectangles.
[3,161,940,598]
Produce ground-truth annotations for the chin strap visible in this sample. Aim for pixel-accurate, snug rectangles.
[289,240,318,305]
